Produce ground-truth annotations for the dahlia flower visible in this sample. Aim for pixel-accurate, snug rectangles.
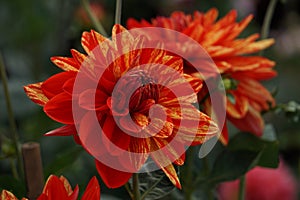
[127,8,277,144]
[24,25,218,188]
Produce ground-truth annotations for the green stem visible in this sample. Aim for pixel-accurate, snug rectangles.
[132,173,141,200]
[125,183,134,200]
[114,0,122,25]
[260,0,278,56]
[261,0,278,40]
[81,0,108,37]
[238,175,246,200]
[0,53,23,180]
[183,147,195,200]
[202,156,214,200]
[9,158,18,180]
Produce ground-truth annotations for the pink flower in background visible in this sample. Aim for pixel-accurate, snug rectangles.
[218,160,298,200]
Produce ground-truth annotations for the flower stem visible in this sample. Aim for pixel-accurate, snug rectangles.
[114,0,122,25]
[203,156,214,200]
[140,175,164,200]
[238,175,246,200]
[9,158,18,180]
[125,183,134,199]
[81,0,108,37]
[0,53,23,180]
[261,0,278,40]
[260,0,278,55]
[132,173,141,200]
[183,147,195,200]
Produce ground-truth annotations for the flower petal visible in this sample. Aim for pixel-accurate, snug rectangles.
[78,89,109,111]
[50,57,79,72]
[41,71,76,99]
[71,49,87,66]
[102,115,131,155]
[81,30,107,53]
[44,125,81,145]
[228,106,264,136]
[118,137,150,172]
[39,175,73,200]
[152,137,185,166]
[24,82,49,106]
[44,92,73,124]
[237,38,275,55]
[81,177,100,200]
[151,149,181,189]
[226,91,249,118]
[1,190,19,200]
[95,160,132,188]
[168,103,218,145]
[236,78,275,110]
[45,125,76,137]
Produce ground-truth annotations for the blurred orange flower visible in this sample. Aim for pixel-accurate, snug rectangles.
[127,8,277,144]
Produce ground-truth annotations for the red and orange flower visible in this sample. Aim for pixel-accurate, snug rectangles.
[127,8,277,144]
[1,175,100,200]
[24,25,218,188]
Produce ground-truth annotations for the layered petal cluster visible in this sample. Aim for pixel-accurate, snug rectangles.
[24,25,218,188]
[127,8,277,143]
[0,175,100,200]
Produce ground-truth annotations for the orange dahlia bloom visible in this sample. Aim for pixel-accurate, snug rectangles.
[127,8,277,144]
[24,25,218,188]
[1,175,100,200]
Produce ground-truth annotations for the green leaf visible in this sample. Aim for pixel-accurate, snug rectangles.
[207,150,261,186]
[44,146,82,176]
[202,130,279,187]
[228,131,279,168]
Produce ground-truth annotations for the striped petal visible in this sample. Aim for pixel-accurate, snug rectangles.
[24,82,49,106]
[150,144,181,189]
[228,106,264,136]
[50,56,79,72]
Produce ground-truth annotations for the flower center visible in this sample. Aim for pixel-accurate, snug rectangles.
[111,69,161,133]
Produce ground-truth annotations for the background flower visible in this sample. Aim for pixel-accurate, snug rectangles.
[127,8,277,144]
